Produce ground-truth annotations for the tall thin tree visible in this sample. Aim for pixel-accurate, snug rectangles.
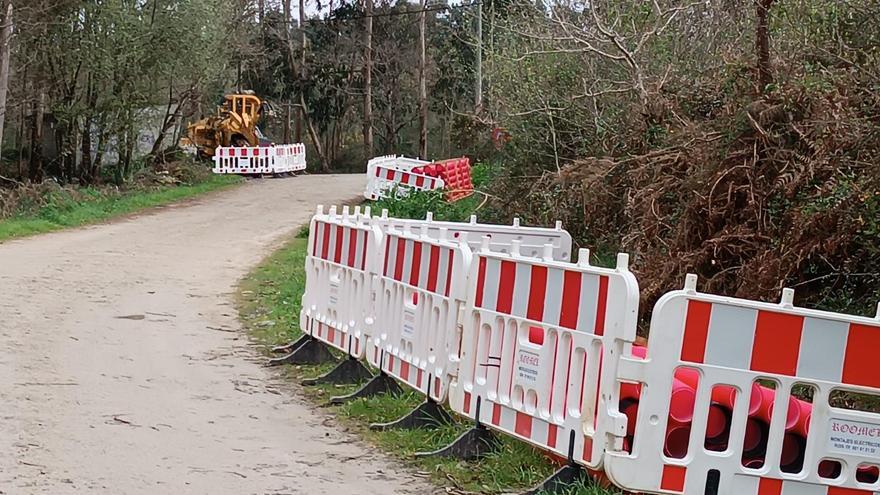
[417,0,427,159]
[0,0,13,151]
[362,0,373,161]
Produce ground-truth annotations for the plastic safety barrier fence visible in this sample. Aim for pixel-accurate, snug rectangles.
[448,243,640,470]
[365,164,445,201]
[364,155,434,200]
[213,143,306,175]
[373,211,573,263]
[300,205,381,359]
[604,274,880,495]
[366,223,472,401]
[363,155,473,202]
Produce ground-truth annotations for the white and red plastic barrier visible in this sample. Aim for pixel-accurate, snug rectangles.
[604,276,880,495]
[213,143,306,175]
[448,245,639,470]
[295,208,880,495]
[364,155,442,200]
[363,155,474,202]
[367,223,472,401]
[300,205,380,359]
[373,211,573,262]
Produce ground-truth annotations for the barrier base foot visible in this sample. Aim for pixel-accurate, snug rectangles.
[266,338,335,367]
[270,334,310,354]
[414,425,498,461]
[302,357,372,386]
[328,372,401,405]
[369,399,452,431]
[520,463,585,495]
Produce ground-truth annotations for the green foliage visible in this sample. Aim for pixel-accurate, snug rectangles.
[370,163,498,222]
[0,173,240,242]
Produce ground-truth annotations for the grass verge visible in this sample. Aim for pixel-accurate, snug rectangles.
[237,228,620,495]
[0,174,241,242]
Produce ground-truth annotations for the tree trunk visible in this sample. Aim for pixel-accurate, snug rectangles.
[475,0,482,110]
[755,0,774,93]
[28,88,44,182]
[296,0,305,143]
[0,0,12,152]
[417,0,427,159]
[300,95,329,172]
[81,74,96,182]
[362,0,373,161]
[283,101,291,143]
[93,115,109,179]
[17,96,24,178]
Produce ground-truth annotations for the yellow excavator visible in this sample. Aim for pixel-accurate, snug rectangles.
[181,92,275,159]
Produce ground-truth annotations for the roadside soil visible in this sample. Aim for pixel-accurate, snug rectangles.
[0,175,437,494]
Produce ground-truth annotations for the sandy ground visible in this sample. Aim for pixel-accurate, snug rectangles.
[0,175,438,494]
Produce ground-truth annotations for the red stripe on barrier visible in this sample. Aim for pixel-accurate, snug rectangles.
[375,167,381,177]
[492,403,501,426]
[547,424,558,448]
[434,376,441,397]
[594,275,609,335]
[427,245,440,292]
[527,265,548,321]
[463,392,472,414]
[514,412,532,438]
[660,465,686,493]
[415,176,424,187]
[497,260,517,313]
[751,311,804,375]
[327,327,335,344]
[416,369,423,389]
[475,257,487,308]
[401,172,410,184]
[360,231,368,270]
[383,237,391,276]
[843,323,880,388]
[321,221,331,260]
[582,436,593,463]
[680,300,712,363]
[347,228,357,267]
[409,242,423,286]
[756,478,782,495]
[559,270,581,329]
[400,361,410,382]
[385,169,395,180]
[444,248,455,297]
[334,226,343,263]
[394,238,406,281]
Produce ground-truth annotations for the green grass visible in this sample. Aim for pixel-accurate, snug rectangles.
[0,174,241,242]
[237,228,621,495]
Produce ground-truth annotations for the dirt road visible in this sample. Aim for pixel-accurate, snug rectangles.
[0,175,436,494]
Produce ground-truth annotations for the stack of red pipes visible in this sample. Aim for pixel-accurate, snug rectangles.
[616,345,862,478]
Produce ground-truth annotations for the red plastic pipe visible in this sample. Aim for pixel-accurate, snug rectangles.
[621,399,639,436]
[664,425,691,459]
[743,418,766,453]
